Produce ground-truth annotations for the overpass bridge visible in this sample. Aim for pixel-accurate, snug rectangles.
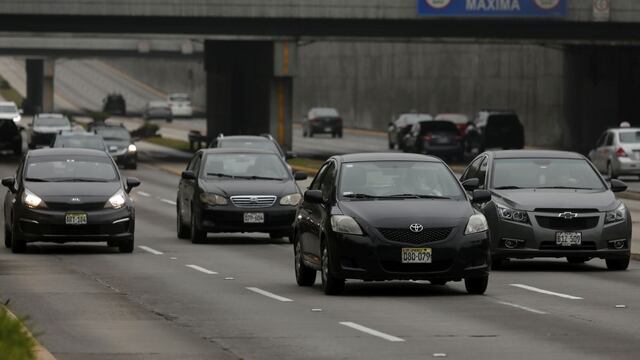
[2,0,640,151]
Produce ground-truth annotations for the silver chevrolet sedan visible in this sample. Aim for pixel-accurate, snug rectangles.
[589,128,640,179]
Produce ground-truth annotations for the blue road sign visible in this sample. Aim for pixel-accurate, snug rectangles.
[417,0,567,17]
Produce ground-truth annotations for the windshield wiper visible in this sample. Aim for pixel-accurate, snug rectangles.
[207,173,237,179]
[343,193,383,199]
[247,175,285,181]
[494,186,523,190]
[386,193,451,199]
[24,177,50,182]
[536,186,597,190]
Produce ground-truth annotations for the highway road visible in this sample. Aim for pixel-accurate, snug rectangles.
[2,149,640,359]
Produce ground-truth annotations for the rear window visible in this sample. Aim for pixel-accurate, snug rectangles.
[169,94,190,102]
[55,136,105,150]
[487,114,521,128]
[419,121,458,134]
[619,131,640,143]
[35,116,70,127]
[309,108,339,119]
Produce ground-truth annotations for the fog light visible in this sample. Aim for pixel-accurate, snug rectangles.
[613,240,625,250]
[504,239,518,249]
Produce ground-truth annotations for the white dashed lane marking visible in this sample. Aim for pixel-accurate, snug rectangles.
[160,199,177,206]
[497,301,548,315]
[138,246,164,255]
[246,287,293,302]
[510,284,583,300]
[339,321,405,342]
[186,264,218,275]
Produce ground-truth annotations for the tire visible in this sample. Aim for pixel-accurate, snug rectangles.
[11,230,26,254]
[118,236,134,253]
[607,163,618,180]
[321,242,345,295]
[331,132,337,138]
[606,257,630,271]
[4,227,11,249]
[337,131,343,138]
[430,279,447,286]
[294,239,316,286]
[464,275,489,295]
[190,210,206,244]
[302,131,307,138]
[567,256,590,264]
[176,203,190,239]
[107,240,118,247]
[388,141,394,150]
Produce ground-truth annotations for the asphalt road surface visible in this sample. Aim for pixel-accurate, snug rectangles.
[2,149,640,359]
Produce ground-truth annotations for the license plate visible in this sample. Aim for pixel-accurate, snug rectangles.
[556,232,582,246]
[324,127,332,132]
[65,212,87,225]
[401,248,432,264]
[435,137,450,144]
[243,212,264,224]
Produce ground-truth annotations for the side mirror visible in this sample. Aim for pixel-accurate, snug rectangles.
[462,178,480,191]
[610,179,627,193]
[294,172,308,181]
[181,170,197,180]
[125,177,141,193]
[1,177,16,193]
[286,151,297,160]
[304,189,323,204]
[471,189,491,203]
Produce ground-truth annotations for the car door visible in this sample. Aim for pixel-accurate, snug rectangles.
[298,162,334,266]
[4,158,24,228]
[603,132,615,168]
[179,153,201,221]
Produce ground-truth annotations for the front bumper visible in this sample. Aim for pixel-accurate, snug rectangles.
[15,206,134,243]
[328,227,489,281]
[490,210,631,260]
[199,204,297,233]
[613,157,640,175]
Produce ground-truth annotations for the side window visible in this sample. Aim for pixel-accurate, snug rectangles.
[605,132,614,146]
[187,154,202,173]
[310,163,331,191]
[477,157,489,187]
[462,157,483,181]
[320,163,336,201]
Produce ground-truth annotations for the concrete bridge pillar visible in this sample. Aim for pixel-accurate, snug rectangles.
[42,58,55,113]
[204,40,296,150]
[24,58,55,114]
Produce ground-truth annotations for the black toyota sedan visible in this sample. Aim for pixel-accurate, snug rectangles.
[2,148,140,253]
[177,148,307,243]
[460,150,631,270]
[292,153,491,295]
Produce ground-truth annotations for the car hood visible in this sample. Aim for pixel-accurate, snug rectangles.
[104,139,130,149]
[0,112,19,119]
[33,125,71,133]
[491,189,618,212]
[338,199,473,229]
[26,182,121,201]
[200,179,298,197]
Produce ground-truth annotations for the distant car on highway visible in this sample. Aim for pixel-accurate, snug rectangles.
[176,148,308,243]
[402,120,464,161]
[435,113,470,135]
[167,93,193,118]
[387,113,432,150]
[1,148,140,253]
[0,117,22,156]
[291,152,491,295]
[465,110,524,154]
[103,93,126,116]
[0,101,22,127]
[143,101,173,122]
[52,131,107,151]
[209,134,295,163]
[93,125,138,169]
[302,107,343,138]
[27,113,72,149]
[588,127,640,179]
[461,150,631,270]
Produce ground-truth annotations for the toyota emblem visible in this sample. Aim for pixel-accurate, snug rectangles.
[409,224,424,233]
[558,212,578,220]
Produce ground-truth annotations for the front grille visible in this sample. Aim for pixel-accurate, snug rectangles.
[230,195,277,208]
[381,260,452,273]
[46,202,107,211]
[539,241,597,251]
[535,216,599,230]
[377,228,452,245]
[21,222,129,236]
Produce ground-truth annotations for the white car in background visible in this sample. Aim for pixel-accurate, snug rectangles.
[167,93,193,118]
[0,101,22,128]
[589,127,640,179]
[435,113,470,135]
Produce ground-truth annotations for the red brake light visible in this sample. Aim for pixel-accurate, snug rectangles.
[616,147,628,158]
[421,134,433,142]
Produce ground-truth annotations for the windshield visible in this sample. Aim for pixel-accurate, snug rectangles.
[492,158,605,190]
[25,155,118,182]
[96,127,131,141]
[55,136,105,150]
[619,131,640,143]
[339,161,464,200]
[0,105,17,113]
[203,153,290,180]
[219,139,281,156]
[35,116,70,127]
[169,95,190,102]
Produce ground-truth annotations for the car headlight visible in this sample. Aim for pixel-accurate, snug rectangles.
[465,214,488,235]
[13,116,21,123]
[497,204,530,224]
[280,193,302,206]
[200,193,228,206]
[105,189,126,209]
[605,203,626,224]
[330,215,363,235]
[128,144,137,152]
[23,189,45,209]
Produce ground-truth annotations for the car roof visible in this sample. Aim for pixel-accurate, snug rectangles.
[333,152,443,163]
[490,150,585,159]
[198,148,279,155]
[35,113,67,118]
[219,136,271,142]
[58,132,101,137]
[27,148,110,157]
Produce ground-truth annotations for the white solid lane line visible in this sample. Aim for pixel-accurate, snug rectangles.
[186,264,218,275]
[497,301,548,315]
[339,322,405,342]
[246,287,294,302]
[510,284,583,300]
[136,191,151,197]
[160,199,177,206]
[138,246,164,255]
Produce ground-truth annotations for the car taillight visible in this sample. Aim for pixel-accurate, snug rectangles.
[616,147,628,158]
[456,124,468,135]
[421,134,433,142]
